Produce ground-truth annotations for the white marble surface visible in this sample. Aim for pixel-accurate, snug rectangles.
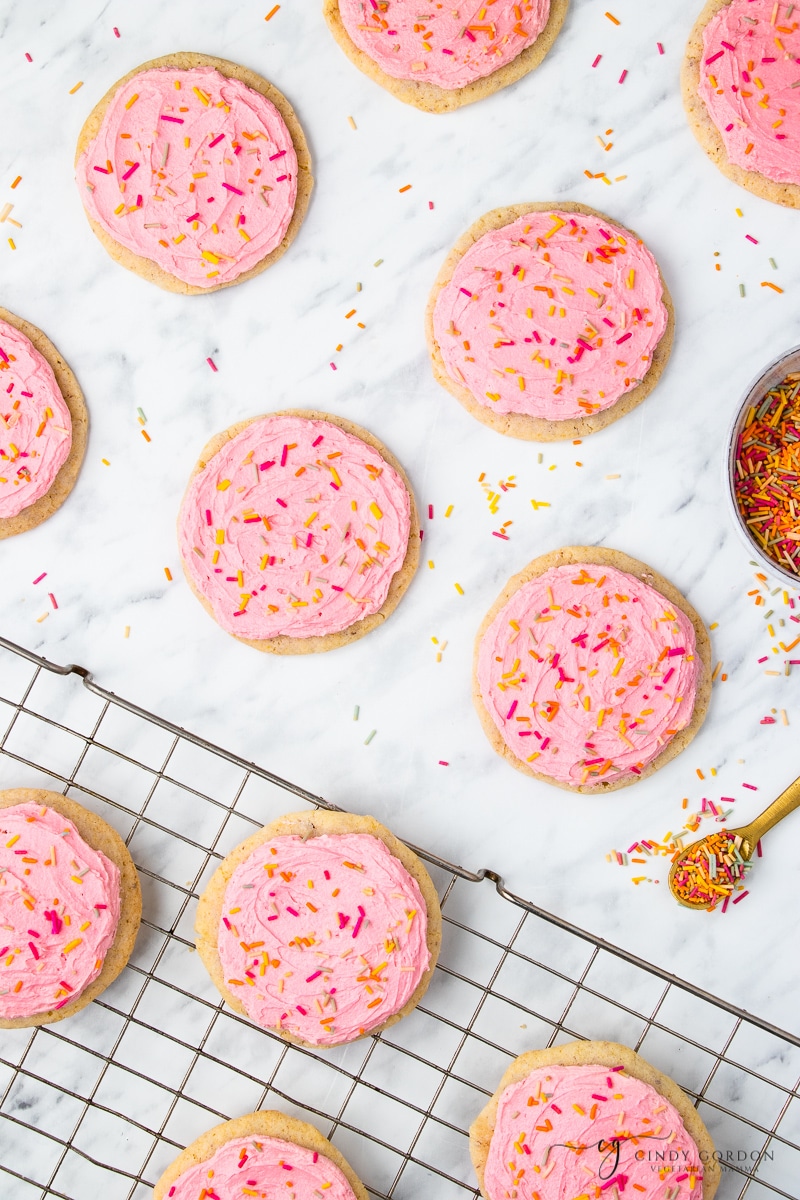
[2,0,800,1069]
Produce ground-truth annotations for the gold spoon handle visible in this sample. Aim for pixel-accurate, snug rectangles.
[743,773,800,845]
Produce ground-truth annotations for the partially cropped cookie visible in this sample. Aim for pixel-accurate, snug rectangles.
[177,410,419,653]
[75,53,313,292]
[471,1041,720,1200]
[195,810,441,1047]
[473,547,711,792]
[153,1110,368,1200]
[683,0,800,208]
[427,203,674,440]
[0,309,87,538]
[323,0,569,113]
[0,789,141,1027]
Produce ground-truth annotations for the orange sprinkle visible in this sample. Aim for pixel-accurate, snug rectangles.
[10,176,21,190]
[760,281,784,293]
[264,3,280,18]
[164,567,173,581]
[69,81,84,94]
[399,184,412,193]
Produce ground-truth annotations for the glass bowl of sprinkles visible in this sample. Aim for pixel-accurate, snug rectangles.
[726,345,800,588]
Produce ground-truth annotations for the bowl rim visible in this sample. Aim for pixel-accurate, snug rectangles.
[725,344,800,589]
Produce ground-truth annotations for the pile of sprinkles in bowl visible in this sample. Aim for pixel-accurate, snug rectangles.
[733,370,800,578]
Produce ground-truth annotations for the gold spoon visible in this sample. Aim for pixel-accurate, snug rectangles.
[669,773,800,910]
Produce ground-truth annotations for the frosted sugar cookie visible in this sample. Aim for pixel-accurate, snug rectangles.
[683,0,800,207]
[427,202,674,440]
[154,1111,368,1200]
[0,789,141,1027]
[471,1041,720,1200]
[75,53,312,292]
[195,810,441,1047]
[0,309,87,538]
[323,0,570,113]
[473,547,711,792]
[177,410,419,653]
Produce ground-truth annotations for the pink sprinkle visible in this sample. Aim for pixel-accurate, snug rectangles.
[160,115,184,123]
[439,760,449,766]
[338,913,350,929]
[599,227,612,241]
[592,54,602,67]
[286,906,299,916]
[745,234,758,244]
[657,42,664,55]
[330,362,337,370]
[757,656,768,664]
[208,133,225,148]
[506,700,518,720]
[618,69,627,83]
[428,504,434,519]
[352,905,365,938]
[206,357,217,372]
[667,646,685,657]
[32,572,46,585]
[275,174,288,182]
[280,444,289,467]
[121,162,139,181]
[113,26,120,37]
[25,52,33,61]
[429,200,434,209]
[48,593,58,610]
[742,782,757,790]
[591,1093,608,1102]
[459,287,473,297]
[705,50,724,64]
[616,332,632,344]
[760,717,776,724]
[306,970,322,982]
[312,435,324,447]
[276,498,288,508]
[464,28,476,41]
[442,48,454,54]
[28,942,39,960]
[269,150,286,161]
[221,182,244,195]
[492,531,510,540]
[733,891,750,904]
[205,509,212,525]
[222,917,231,930]
[186,212,201,222]
[295,1006,307,1016]
[721,40,735,51]
[551,1104,562,1114]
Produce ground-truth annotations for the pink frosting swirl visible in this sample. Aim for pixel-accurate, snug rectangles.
[338,0,551,89]
[75,66,298,289]
[217,833,430,1046]
[163,1134,359,1200]
[483,1064,705,1200]
[178,415,412,640]
[476,564,701,787]
[0,803,121,1020]
[433,210,668,423]
[0,321,72,520]
[698,0,800,185]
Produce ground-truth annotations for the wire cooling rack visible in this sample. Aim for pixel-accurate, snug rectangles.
[1,636,799,1200]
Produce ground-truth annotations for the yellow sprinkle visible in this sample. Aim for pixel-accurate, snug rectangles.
[369,502,383,520]
[193,86,210,105]
[428,560,435,569]
[63,939,82,954]
[454,582,464,595]
[348,115,357,130]
[101,458,110,466]
[445,504,454,518]
[215,530,225,545]
[69,81,84,94]
[217,480,231,491]
[125,93,139,109]
[7,238,16,250]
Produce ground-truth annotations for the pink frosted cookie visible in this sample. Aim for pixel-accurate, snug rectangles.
[177,410,419,654]
[473,547,711,792]
[154,1112,369,1200]
[683,0,800,207]
[75,53,312,293]
[0,309,87,539]
[471,1042,720,1200]
[0,790,141,1027]
[195,810,442,1047]
[323,0,570,113]
[427,203,674,440]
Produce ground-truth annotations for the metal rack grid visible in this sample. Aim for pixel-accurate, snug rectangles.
[0,635,798,1200]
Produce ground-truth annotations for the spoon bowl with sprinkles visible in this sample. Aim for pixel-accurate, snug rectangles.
[669,772,800,911]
